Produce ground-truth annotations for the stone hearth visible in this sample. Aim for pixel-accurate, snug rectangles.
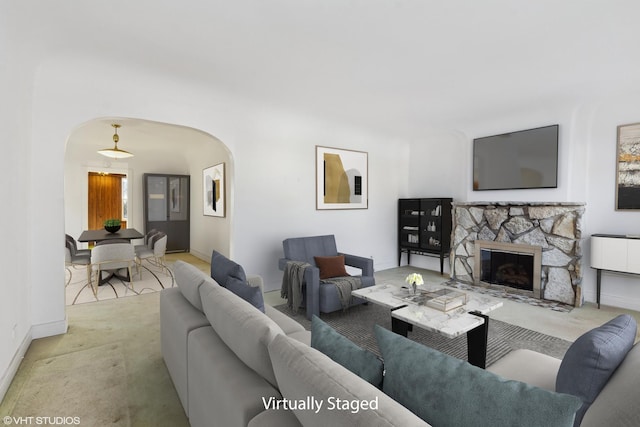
[450,202,585,306]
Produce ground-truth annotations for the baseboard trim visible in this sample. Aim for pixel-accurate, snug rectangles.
[583,290,640,311]
[31,317,68,339]
[0,328,32,403]
[188,249,210,264]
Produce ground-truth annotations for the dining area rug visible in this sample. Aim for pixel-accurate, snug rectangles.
[65,261,174,305]
[274,302,572,367]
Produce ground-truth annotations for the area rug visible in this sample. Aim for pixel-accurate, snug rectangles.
[10,343,130,426]
[274,303,572,367]
[65,262,174,305]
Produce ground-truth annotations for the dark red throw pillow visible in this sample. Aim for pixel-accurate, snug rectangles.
[314,255,349,280]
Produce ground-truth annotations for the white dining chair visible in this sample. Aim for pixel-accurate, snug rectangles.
[90,242,136,297]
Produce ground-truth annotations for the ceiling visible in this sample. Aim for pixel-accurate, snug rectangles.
[9,1,640,142]
[66,117,220,158]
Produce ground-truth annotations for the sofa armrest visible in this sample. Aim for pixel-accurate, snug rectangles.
[304,266,320,320]
[487,349,561,391]
[341,253,374,277]
[278,257,289,271]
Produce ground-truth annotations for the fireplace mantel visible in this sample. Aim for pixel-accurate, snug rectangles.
[450,201,585,306]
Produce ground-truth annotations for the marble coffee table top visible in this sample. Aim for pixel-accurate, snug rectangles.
[352,283,503,339]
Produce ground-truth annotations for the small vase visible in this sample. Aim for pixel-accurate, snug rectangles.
[411,282,417,295]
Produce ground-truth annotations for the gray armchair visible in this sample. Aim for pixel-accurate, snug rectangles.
[278,235,375,319]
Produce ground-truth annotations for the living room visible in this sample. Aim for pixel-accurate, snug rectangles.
[3,1,640,421]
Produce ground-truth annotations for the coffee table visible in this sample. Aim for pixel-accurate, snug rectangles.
[352,283,503,368]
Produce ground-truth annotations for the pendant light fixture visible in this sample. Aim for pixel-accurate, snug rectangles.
[97,124,134,159]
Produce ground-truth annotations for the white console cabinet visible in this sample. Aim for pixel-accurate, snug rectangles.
[591,234,640,308]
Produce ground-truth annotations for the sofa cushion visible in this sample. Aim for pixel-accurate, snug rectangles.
[267,334,429,427]
[310,315,383,388]
[487,349,561,391]
[313,255,348,279]
[199,282,283,388]
[580,342,640,427]
[264,305,306,335]
[173,260,207,311]
[556,314,637,426]
[375,325,582,427]
[187,326,281,427]
[210,250,246,286]
[226,276,265,313]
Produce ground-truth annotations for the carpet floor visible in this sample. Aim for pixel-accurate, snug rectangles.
[0,292,189,427]
[275,302,572,367]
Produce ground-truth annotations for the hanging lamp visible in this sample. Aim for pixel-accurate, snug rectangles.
[97,124,133,159]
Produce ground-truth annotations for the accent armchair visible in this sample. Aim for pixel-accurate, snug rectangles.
[278,235,375,319]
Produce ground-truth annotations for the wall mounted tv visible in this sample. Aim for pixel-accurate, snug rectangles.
[473,124,559,191]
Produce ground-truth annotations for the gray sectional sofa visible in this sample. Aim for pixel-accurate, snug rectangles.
[160,259,427,426]
[160,256,640,427]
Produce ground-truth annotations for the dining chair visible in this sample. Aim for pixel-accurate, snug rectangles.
[135,232,169,279]
[90,242,136,297]
[64,237,91,287]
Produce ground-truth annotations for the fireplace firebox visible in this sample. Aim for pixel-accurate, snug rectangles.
[473,240,542,299]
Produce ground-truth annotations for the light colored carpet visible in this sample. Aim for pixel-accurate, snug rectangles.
[12,343,130,426]
[0,292,189,427]
[66,262,174,305]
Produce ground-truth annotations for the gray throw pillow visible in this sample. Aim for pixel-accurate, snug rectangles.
[225,276,265,313]
[374,325,582,427]
[210,250,246,286]
[556,314,637,426]
[311,316,383,388]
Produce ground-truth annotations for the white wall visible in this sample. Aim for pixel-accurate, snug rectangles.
[404,129,468,273]
[0,18,35,400]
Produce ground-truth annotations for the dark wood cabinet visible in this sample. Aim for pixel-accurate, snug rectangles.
[144,174,190,252]
[398,198,452,274]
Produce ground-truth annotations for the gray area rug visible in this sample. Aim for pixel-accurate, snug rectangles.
[275,303,572,367]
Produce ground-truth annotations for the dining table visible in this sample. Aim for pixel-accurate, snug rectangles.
[78,228,145,243]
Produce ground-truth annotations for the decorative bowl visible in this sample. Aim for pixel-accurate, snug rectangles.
[105,225,121,233]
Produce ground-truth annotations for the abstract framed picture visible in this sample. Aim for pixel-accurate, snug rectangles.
[316,146,368,210]
[203,163,225,217]
[616,122,640,210]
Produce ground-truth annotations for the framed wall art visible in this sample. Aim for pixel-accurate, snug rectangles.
[316,146,368,210]
[203,163,225,217]
[616,122,640,210]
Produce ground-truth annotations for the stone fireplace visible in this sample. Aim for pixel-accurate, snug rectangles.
[450,202,585,306]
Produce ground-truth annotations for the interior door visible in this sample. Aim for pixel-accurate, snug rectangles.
[144,174,190,252]
[88,172,126,230]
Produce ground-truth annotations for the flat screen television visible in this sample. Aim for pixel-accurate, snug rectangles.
[473,124,559,191]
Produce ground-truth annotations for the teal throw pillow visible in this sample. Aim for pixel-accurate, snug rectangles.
[225,276,265,313]
[556,314,637,426]
[374,325,582,427]
[311,316,383,388]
